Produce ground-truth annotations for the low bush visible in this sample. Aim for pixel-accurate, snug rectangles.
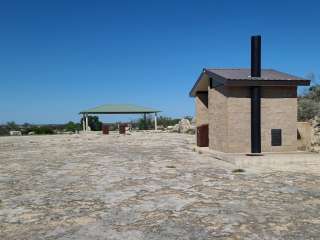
[31,126,55,135]
[65,121,81,132]
[298,85,320,121]
[232,168,245,173]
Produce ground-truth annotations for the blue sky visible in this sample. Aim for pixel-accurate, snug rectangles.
[0,0,319,124]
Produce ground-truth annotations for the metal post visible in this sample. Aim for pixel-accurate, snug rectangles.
[154,112,158,130]
[85,114,89,131]
[82,114,86,131]
[251,86,261,153]
[250,35,262,154]
[144,113,147,130]
[251,35,261,78]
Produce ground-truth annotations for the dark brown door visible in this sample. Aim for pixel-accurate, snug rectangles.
[102,124,109,134]
[197,124,209,147]
[119,124,126,134]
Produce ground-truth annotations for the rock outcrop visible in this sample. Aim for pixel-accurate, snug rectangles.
[310,117,320,152]
[178,119,192,133]
[168,119,195,134]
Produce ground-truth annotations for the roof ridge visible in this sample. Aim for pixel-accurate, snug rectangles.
[206,67,247,70]
[97,103,140,106]
[79,104,160,114]
[205,67,275,70]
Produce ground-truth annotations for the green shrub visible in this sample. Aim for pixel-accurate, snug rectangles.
[29,126,54,135]
[137,114,153,130]
[65,121,81,132]
[0,126,9,136]
[6,121,19,131]
[156,116,180,127]
[298,85,320,121]
[80,116,102,131]
[232,169,245,173]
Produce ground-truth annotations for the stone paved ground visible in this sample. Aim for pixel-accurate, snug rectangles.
[0,132,320,240]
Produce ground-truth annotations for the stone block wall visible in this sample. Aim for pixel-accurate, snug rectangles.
[207,85,298,153]
[261,87,297,152]
[227,87,251,153]
[195,92,209,127]
[208,86,228,152]
[297,121,312,151]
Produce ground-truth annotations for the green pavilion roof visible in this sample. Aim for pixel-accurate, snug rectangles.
[79,104,160,114]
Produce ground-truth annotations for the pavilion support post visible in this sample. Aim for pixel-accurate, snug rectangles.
[85,114,89,131]
[82,114,86,131]
[144,113,147,130]
[154,112,157,130]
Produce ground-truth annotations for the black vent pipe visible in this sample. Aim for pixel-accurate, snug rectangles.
[251,35,261,77]
[251,35,261,153]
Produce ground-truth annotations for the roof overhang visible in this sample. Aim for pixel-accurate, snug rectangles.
[189,69,209,97]
[79,111,160,114]
[189,68,311,97]
[79,104,161,115]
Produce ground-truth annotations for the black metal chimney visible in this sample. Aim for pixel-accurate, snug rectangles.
[251,35,261,77]
[250,35,262,154]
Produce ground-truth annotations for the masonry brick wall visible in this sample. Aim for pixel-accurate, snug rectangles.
[261,86,297,152]
[227,87,251,153]
[195,92,209,127]
[207,85,298,153]
[208,86,228,152]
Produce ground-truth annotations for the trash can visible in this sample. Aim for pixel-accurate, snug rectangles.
[197,124,209,147]
[102,124,109,135]
[119,124,126,134]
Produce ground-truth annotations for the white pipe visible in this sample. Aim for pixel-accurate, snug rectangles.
[154,112,157,130]
[86,114,89,131]
[82,114,86,131]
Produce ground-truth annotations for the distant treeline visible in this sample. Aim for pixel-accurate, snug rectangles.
[81,115,192,131]
[0,115,192,136]
[0,121,82,136]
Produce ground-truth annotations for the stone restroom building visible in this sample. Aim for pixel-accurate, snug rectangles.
[190,36,310,153]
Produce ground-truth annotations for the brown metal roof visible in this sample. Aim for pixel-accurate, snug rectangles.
[205,68,307,81]
[189,68,311,97]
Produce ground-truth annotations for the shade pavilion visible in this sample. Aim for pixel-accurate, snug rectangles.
[79,104,161,131]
